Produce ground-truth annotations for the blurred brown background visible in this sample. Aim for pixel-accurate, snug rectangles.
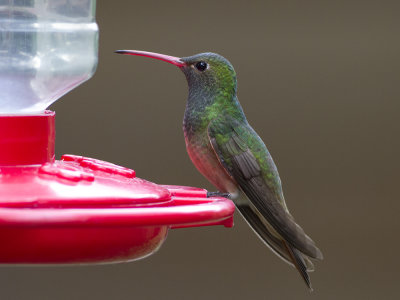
[1,0,399,299]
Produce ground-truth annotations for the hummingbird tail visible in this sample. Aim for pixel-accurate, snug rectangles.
[236,202,314,290]
[237,204,294,264]
[283,241,313,291]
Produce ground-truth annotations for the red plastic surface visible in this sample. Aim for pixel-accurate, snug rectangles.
[0,111,55,165]
[0,113,235,264]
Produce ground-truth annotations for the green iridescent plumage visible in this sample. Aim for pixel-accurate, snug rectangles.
[116,50,323,290]
[180,54,244,134]
[180,53,322,290]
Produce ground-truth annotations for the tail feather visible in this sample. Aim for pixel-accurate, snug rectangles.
[236,202,315,289]
[237,204,294,265]
[284,242,313,291]
[304,256,315,272]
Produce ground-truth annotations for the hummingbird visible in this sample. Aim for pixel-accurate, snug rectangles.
[115,50,323,289]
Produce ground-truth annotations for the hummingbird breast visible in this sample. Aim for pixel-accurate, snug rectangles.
[182,91,245,195]
[183,122,238,195]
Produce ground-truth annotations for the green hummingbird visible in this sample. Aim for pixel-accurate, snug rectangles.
[115,50,323,289]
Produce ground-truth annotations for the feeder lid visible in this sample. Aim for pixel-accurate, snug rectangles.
[0,155,172,208]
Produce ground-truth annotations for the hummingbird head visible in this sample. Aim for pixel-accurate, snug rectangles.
[115,50,237,98]
[179,52,237,96]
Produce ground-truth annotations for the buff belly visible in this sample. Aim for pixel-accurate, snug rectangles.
[185,135,238,196]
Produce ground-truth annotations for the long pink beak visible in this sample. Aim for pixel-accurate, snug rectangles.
[115,50,186,67]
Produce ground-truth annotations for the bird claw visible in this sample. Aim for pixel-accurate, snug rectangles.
[207,191,231,199]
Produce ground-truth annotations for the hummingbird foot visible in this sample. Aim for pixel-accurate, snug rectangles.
[207,191,231,199]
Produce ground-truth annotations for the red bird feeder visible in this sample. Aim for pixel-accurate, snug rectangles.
[0,1,235,264]
[0,112,235,264]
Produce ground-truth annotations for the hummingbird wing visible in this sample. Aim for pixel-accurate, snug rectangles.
[207,116,323,260]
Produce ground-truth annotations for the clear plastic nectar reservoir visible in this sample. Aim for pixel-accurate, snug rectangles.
[0,0,98,113]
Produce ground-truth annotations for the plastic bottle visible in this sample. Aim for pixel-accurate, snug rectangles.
[0,0,98,114]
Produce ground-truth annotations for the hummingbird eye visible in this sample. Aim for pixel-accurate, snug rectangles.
[195,61,208,72]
